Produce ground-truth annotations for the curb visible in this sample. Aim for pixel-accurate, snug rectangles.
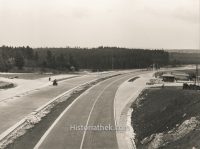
[114,73,151,149]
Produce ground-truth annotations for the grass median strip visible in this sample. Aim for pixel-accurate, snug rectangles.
[128,76,140,82]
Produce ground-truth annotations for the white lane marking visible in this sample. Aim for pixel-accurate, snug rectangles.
[34,74,122,149]
[79,74,132,149]
[33,92,87,149]
[0,77,99,143]
[33,79,101,149]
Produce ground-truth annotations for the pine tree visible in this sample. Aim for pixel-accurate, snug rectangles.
[46,50,53,68]
[15,53,24,70]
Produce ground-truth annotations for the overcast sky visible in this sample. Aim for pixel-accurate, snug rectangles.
[0,0,199,49]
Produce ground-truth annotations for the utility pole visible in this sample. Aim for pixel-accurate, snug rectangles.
[195,64,198,86]
[152,63,156,77]
[198,1,200,86]
[153,63,155,71]
[197,0,200,86]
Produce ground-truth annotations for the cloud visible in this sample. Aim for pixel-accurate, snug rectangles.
[71,7,91,19]
[136,0,199,24]
[0,0,199,49]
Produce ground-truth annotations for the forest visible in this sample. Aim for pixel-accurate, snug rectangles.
[0,46,169,72]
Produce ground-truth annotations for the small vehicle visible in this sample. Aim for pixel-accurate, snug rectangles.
[146,82,153,85]
[53,79,58,86]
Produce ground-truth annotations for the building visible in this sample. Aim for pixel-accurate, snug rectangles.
[172,72,190,81]
[162,74,175,82]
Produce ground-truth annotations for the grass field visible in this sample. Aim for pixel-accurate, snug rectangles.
[131,86,200,149]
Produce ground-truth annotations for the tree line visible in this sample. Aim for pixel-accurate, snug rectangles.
[0,46,169,72]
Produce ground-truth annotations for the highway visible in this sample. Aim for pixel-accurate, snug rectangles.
[34,72,143,149]
[0,74,103,134]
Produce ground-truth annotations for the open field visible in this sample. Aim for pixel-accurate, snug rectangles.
[131,86,200,149]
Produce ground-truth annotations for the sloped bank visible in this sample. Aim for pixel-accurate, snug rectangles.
[131,86,200,149]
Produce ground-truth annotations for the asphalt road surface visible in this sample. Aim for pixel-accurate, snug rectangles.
[0,74,103,134]
[34,72,143,149]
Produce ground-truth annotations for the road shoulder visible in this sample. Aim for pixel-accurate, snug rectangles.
[114,72,153,149]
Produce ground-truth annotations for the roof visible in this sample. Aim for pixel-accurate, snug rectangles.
[172,72,189,77]
[162,73,174,77]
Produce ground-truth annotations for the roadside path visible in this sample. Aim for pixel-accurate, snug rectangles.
[114,72,153,149]
[0,75,98,134]
[0,74,77,101]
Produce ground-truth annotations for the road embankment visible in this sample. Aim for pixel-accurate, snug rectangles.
[131,86,200,149]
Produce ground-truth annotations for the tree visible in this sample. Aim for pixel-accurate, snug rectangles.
[0,45,170,71]
[34,51,39,61]
[25,46,34,59]
[15,53,25,70]
[69,54,79,71]
[0,55,7,71]
[46,50,54,68]
[56,54,66,70]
